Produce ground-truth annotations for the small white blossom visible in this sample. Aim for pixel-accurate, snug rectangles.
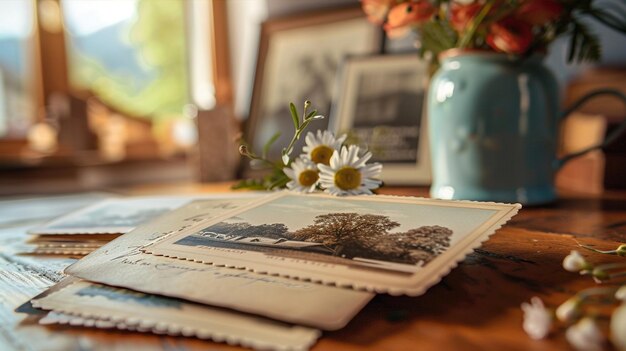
[283,157,319,193]
[521,297,552,340]
[616,286,626,302]
[611,304,626,351]
[318,145,382,196]
[556,297,581,322]
[563,250,590,272]
[566,318,604,351]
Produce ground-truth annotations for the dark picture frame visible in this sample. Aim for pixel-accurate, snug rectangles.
[241,6,381,176]
[329,54,431,185]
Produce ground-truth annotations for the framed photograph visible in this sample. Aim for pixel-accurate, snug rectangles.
[143,192,520,296]
[330,54,431,185]
[242,6,382,175]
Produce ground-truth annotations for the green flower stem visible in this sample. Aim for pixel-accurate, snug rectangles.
[585,264,626,282]
[236,100,323,191]
[458,2,494,49]
[576,286,620,301]
[283,125,307,161]
[282,113,322,163]
[268,174,290,190]
[609,272,626,280]
[596,263,626,271]
[580,243,626,256]
[242,149,284,172]
[580,244,618,255]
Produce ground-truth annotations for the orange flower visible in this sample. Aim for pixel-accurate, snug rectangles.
[361,0,396,25]
[486,17,533,54]
[384,1,436,38]
[516,0,563,26]
[450,2,483,32]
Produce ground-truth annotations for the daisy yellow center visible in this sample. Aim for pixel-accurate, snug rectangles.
[334,167,361,190]
[298,170,319,187]
[310,145,334,165]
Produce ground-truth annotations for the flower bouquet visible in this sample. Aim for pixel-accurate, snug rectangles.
[236,101,383,196]
[362,0,626,61]
[522,244,626,350]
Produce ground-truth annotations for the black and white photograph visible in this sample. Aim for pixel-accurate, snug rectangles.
[144,192,521,294]
[175,210,453,270]
[243,6,381,175]
[330,54,431,185]
[167,195,485,271]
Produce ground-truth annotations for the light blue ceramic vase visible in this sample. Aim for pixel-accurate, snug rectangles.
[428,50,626,205]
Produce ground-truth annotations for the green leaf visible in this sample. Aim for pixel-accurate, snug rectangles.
[262,132,281,159]
[457,2,493,49]
[421,20,457,58]
[568,24,579,62]
[267,172,290,190]
[305,109,318,120]
[567,20,601,63]
[588,8,626,33]
[289,103,300,130]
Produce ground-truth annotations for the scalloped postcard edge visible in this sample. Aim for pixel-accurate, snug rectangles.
[32,280,320,351]
[141,192,521,296]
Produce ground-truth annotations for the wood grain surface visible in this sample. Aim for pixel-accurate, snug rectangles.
[1,185,625,351]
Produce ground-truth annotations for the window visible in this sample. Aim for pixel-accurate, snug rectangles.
[0,0,37,138]
[62,0,189,121]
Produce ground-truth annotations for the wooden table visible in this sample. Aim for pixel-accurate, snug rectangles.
[1,183,625,351]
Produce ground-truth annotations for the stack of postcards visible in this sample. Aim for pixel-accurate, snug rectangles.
[24,192,520,350]
[25,196,206,256]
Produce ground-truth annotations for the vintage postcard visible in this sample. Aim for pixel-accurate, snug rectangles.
[66,196,374,330]
[22,240,106,256]
[28,196,199,235]
[22,234,119,256]
[143,192,521,295]
[33,280,320,351]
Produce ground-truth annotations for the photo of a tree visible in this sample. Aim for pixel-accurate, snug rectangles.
[177,211,452,266]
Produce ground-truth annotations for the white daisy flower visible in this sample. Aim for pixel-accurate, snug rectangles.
[318,145,382,196]
[302,130,347,165]
[283,157,319,193]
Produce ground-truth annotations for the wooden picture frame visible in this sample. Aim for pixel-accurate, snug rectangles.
[242,6,381,176]
[329,54,431,185]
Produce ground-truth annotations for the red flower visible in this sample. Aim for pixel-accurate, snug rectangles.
[516,0,563,26]
[384,1,436,38]
[450,2,483,32]
[361,0,396,25]
[486,17,533,54]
